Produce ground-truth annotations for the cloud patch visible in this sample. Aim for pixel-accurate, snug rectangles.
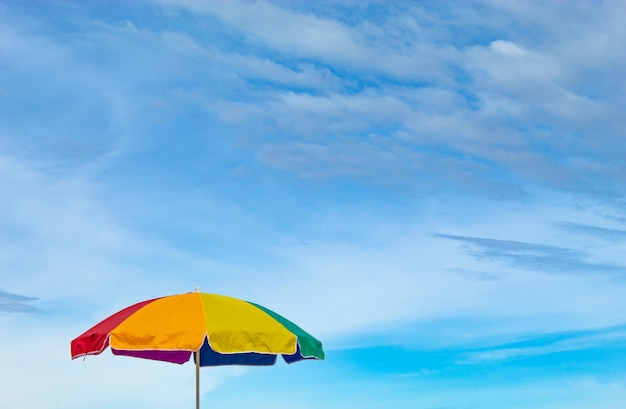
[459,325,626,364]
[437,233,626,277]
[0,290,38,313]
[557,222,626,242]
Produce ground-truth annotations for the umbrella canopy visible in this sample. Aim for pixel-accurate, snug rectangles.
[71,291,324,409]
[71,291,325,366]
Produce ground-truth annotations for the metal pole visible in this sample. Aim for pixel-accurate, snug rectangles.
[195,288,201,409]
[196,349,200,409]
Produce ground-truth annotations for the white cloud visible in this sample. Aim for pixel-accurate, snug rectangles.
[0,151,131,299]
[158,0,459,82]
[490,39,527,57]
[460,327,626,364]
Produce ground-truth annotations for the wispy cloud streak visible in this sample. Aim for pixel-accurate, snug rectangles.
[459,325,626,364]
[437,233,626,276]
[0,290,38,313]
[557,222,626,242]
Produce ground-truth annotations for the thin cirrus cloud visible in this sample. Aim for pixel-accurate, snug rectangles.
[556,222,626,242]
[159,2,622,207]
[0,290,38,313]
[436,233,626,277]
[157,0,458,83]
[458,324,626,364]
[2,0,617,210]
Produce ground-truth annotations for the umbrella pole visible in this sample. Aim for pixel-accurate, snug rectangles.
[196,349,200,409]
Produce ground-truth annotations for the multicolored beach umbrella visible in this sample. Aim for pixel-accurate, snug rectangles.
[71,290,325,408]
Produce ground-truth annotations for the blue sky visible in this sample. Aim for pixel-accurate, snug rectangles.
[2,0,626,408]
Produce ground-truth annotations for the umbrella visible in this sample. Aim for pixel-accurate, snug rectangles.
[70,290,325,408]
